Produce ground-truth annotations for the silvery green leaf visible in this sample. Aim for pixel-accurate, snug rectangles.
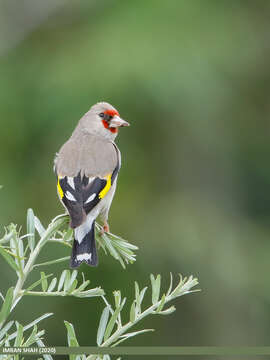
[129,301,136,323]
[102,233,119,260]
[4,338,10,347]
[111,238,138,251]
[138,287,148,306]
[112,329,154,347]
[81,272,86,283]
[95,223,137,267]
[0,229,13,244]
[58,270,67,291]
[64,320,79,346]
[158,305,176,315]
[110,241,133,255]
[10,233,21,272]
[0,321,14,340]
[178,275,199,295]
[135,282,139,304]
[96,307,110,346]
[24,325,38,347]
[170,275,199,298]
[115,248,136,262]
[120,329,154,339]
[67,279,78,294]
[0,337,8,347]
[25,274,53,292]
[40,272,48,292]
[116,255,126,269]
[14,322,23,346]
[170,274,184,296]
[10,295,21,312]
[96,234,107,254]
[34,216,45,236]
[156,294,166,313]
[73,280,90,293]
[166,272,173,296]
[74,287,104,298]
[64,321,79,356]
[23,313,53,331]
[35,330,45,342]
[0,338,7,346]
[7,313,53,341]
[104,299,126,341]
[18,237,24,269]
[113,290,121,308]
[67,270,78,290]
[47,278,57,292]
[150,274,161,304]
[0,246,19,272]
[64,270,71,292]
[0,287,14,323]
[105,231,137,249]
[27,208,35,252]
[33,256,70,268]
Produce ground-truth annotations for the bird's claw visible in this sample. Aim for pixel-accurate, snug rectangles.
[100,222,110,235]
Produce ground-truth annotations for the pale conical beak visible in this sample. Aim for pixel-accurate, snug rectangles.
[110,116,130,128]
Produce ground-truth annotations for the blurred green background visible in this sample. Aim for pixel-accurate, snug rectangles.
[1,0,270,356]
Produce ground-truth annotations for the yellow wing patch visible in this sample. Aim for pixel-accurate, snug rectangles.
[57,176,64,198]
[99,174,112,199]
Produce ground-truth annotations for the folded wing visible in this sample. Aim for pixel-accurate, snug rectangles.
[54,133,120,227]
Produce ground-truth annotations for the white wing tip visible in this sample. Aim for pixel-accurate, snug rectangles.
[77,253,92,261]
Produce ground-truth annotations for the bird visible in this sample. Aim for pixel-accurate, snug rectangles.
[54,102,129,268]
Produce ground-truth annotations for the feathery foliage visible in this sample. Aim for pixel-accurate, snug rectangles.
[64,274,199,360]
[0,208,199,359]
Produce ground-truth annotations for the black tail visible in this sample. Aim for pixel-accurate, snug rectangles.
[70,220,98,268]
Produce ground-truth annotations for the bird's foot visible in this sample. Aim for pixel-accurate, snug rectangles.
[100,221,110,235]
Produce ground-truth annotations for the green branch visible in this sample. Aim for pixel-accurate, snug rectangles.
[0,206,199,358]
[64,274,199,360]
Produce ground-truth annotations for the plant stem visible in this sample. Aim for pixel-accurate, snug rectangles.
[0,216,67,329]
[101,295,167,347]
[33,256,70,268]
[22,291,72,296]
[100,286,196,349]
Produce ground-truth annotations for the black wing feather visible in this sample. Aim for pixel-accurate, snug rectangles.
[56,143,120,228]
[58,169,118,228]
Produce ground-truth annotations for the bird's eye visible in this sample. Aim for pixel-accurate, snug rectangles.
[103,114,113,122]
[99,113,105,118]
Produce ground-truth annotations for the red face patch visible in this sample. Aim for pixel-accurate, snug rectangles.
[104,109,119,117]
[102,119,118,133]
[101,109,120,133]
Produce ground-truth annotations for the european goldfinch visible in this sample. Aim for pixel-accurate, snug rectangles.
[54,102,129,268]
